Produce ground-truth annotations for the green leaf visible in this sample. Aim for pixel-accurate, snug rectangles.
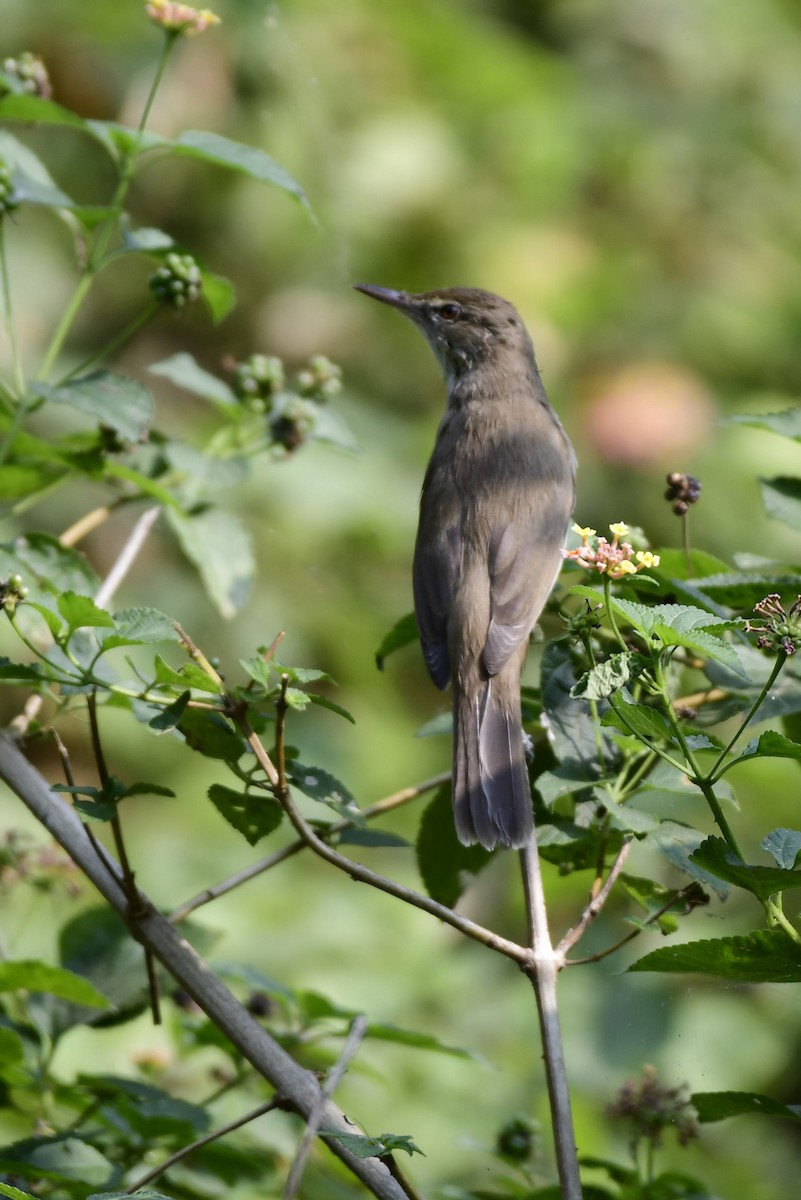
[0,463,64,499]
[730,408,801,441]
[690,836,801,899]
[319,1130,423,1159]
[106,606,179,646]
[84,119,168,159]
[602,699,672,743]
[375,611,418,670]
[644,822,730,897]
[0,129,73,206]
[0,962,109,1008]
[167,507,254,619]
[122,224,175,252]
[763,828,801,869]
[0,93,89,130]
[153,653,222,693]
[290,762,359,820]
[0,657,48,684]
[736,729,801,765]
[0,1183,39,1199]
[171,130,311,212]
[200,268,236,323]
[240,653,273,689]
[570,652,638,700]
[630,929,801,982]
[32,371,155,442]
[760,476,801,531]
[338,828,410,847]
[688,570,801,608]
[148,690,191,732]
[81,1076,210,1141]
[57,591,115,634]
[276,663,335,685]
[0,1135,113,1187]
[308,692,356,724]
[88,1190,182,1200]
[207,784,282,846]
[541,638,613,772]
[177,709,244,762]
[55,907,151,1033]
[149,351,237,407]
[693,1090,801,1123]
[605,805,660,834]
[121,780,176,798]
[3,532,99,595]
[365,1022,473,1058]
[416,785,491,906]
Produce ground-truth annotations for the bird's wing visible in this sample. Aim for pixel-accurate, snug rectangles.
[483,498,570,677]
[413,522,459,690]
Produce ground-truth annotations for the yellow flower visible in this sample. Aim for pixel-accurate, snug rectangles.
[571,523,597,540]
[609,522,630,538]
[615,560,638,576]
[636,551,661,569]
[145,0,221,35]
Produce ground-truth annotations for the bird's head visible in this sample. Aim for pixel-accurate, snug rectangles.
[354,285,537,382]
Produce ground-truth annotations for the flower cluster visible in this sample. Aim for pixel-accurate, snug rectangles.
[563,522,660,581]
[606,1065,699,1150]
[2,52,52,99]
[149,252,203,309]
[145,0,221,36]
[665,471,701,517]
[295,354,342,401]
[232,354,285,413]
[745,593,801,656]
[0,574,28,615]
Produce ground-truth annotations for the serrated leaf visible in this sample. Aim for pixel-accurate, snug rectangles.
[570,652,638,700]
[730,408,801,441]
[375,611,418,670]
[276,662,335,685]
[690,836,801,899]
[0,657,48,683]
[107,606,179,645]
[207,784,282,846]
[32,372,155,442]
[171,130,311,212]
[693,1090,801,1123]
[630,929,801,982]
[736,730,801,766]
[0,1182,38,1199]
[541,638,613,772]
[601,700,672,743]
[0,962,109,1008]
[178,709,244,762]
[763,828,801,869]
[57,591,115,633]
[149,352,237,407]
[167,507,254,619]
[416,785,491,906]
[319,1130,423,1159]
[760,476,801,531]
[285,686,310,710]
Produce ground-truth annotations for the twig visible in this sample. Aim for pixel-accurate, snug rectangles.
[567,886,695,967]
[168,770,450,924]
[556,839,632,957]
[59,502,122,548]
[95,505,161,608]
[519,836,582,1200]
[284,1014,369,1200]
[0,733,411,1200]
[125,1096,284,1193]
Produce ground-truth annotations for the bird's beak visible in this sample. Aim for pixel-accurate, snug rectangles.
[353,284,415,313]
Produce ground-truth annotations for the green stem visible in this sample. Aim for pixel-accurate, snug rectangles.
[709,652,787,783]
[607,692,688,775]
[39,272,96,381]
[682,510,692,573]
[603,575,628,652]
[56,303,159,384]
[0,219,25,397]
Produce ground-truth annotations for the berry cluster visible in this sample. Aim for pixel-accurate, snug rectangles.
[745,593,801,656]
[295,354,342,401]
[0,574,28,615]
[149,252,203,309]
[665,471,701,516]
[2,52,52,99]
[232,354,285,413]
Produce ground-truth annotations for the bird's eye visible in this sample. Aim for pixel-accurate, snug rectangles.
[438,302,462,322]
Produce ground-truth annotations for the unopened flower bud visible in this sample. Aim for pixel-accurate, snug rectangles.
[232,353,285,411]
[149,252,203,309]
[3,52,52,99]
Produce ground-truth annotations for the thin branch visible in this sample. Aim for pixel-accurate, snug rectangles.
[169,770,450,925]
[59,501,122,548]
[566,886,695,967]
[556,839,632,957]
[125,1096,284,1194]
[95,505,161,608]
[284,1014,369,1200]
[519,836,582,1200]
[0,733,411,1200]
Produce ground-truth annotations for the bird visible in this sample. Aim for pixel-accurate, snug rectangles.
[355,285,576,850]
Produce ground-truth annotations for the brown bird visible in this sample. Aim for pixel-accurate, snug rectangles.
[355,285,576,849]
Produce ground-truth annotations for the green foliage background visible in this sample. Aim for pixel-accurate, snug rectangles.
[2,1,801,1196]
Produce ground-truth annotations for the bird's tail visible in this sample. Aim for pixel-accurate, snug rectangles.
[452,678,533,850]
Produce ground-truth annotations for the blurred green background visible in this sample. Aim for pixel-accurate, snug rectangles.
[2,0,801,1195]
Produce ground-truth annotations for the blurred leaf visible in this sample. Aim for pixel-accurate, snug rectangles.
[644,822,729,898]
[0,462,66,499]
[2,532,99,595]
[290,762,358,819]
[605,805,659,834]
[0,658,49,683]
[121,224,175,252]
[320,1130,423,1159]
[207,784,282,846]
[167,507,254,619]
[165,443,249,506]
[82,1076,210,1140]
[416,785,491,906]
[308,693,356,724]
[0,1135,113,1187]
[570,652,640,700]
[177,709,244,762]
[0,962,109,1008]
[338,828,410,847]
[0,129,73,206]
[375,611,418,670]
[693,1090,801,1123]
[688,571,801,608]
[365,1022,473,1058]
[88,1190,173,1200]
[148,690,190,732]
[171,130,311,212]
[85,119,168,159]
[541,639,612,772]
[57,591,114,634]
[690,836,801,900]
[32,372,155,442]
[0,92,89,129]
[416,711,451,737]
[730,409,801,441]
[200,268,236,323]
[760,476,801,532]
[630,929,801,982]
[153,653,222,693]
[310,404,359,452]
[0,1184,38,1200]
[276,663,335,685]
[601,700,672,743]
[763,828,801,869]
[121,780,176,798]
[150,351,237,406]
[55,907,150,1033]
